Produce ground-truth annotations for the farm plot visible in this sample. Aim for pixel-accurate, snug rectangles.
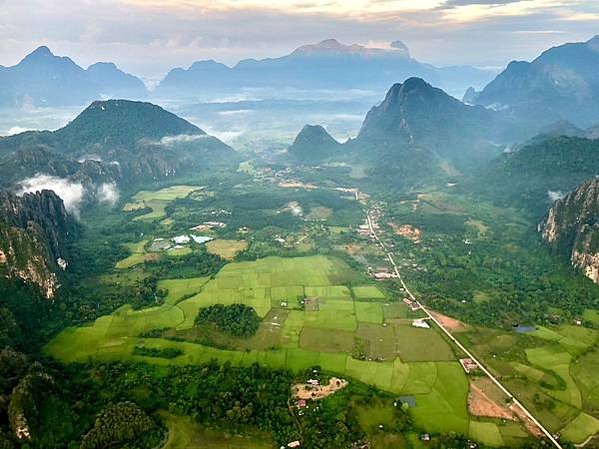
[352,285,386,300]
[394,324,456,362]
[160,411,273,449]
[46,254,478,439]
[123,185,202,221]
[206,239,248,260]
[115,240,149,269]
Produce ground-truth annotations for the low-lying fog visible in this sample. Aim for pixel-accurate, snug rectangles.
[0,87,380,151]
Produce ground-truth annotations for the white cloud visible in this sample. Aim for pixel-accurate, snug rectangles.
[97,182,120,206]
[218,109,253,116]
[2,126,31,136]
[160,133,210,145]
[547,190,565,202]
[18,174,85,216]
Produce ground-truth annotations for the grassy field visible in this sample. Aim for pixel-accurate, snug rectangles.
[160,411,274,449]
[123,185,202,221]
[206,239,248,260]
[463,324,599,444]
[115,240,149,269]
[47,255,514,440]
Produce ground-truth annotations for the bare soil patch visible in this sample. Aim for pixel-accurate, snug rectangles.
[292,377,348,400]
[468,378,515,421]
[430,310,468,332]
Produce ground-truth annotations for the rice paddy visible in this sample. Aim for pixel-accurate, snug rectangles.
[45,255,489,438]
[205,239,248,260]
[464,323,599,444]
[123,185,203,221]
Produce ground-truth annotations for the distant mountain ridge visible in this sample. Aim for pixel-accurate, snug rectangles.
[473,35,599,127]
[157,39,497,97]
[542,178,599,284]
[0,46,148,108]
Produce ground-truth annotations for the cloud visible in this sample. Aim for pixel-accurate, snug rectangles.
[218,109,253,116]
[2,126,31,136]
[77,154,103,163]
[97,182,120,206]
[547,190,565,202]
[18,174,85,216]
[159,133,210,145]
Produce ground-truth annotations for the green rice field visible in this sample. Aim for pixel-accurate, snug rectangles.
[123,185,202,221]
[45,255,491,438]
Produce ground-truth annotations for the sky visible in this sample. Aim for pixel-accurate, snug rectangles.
[1,0,598,79]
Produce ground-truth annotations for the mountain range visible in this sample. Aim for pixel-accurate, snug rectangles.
[156,39,497,98]
[0,46,148,108]
[471,35,599,127]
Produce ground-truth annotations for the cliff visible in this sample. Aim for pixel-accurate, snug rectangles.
[0,190,75,298]
[542,178,599,283]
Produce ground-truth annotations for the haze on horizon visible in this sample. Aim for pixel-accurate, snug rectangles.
[1,0,598,79]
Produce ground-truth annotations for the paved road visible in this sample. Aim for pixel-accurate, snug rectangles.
[365,209,563,449]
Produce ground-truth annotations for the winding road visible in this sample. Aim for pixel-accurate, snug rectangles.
[365,208,563,449]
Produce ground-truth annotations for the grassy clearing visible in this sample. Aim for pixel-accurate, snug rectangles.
[158,277,211,305]
[159,411,273,449]
[561,412,599,444]
[583,309,599,325]
[115,240,148,269]
[306,206,332,220]
[355,302,384,324]
[206,239,248,260]
[395,325,455,362]
[356,323,396,360]
[299,327,355,353]
[469,421,503,447]
[124,185,201,221]
[167,247,192,257]
[352,285,386,300]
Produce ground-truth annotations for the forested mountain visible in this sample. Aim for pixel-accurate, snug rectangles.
[287,125,341,161]
[0,190,75,298]
[0,46,148,108]
[475,136,599,214]
[473,36,599,127]
[355,77,512,169]
[0,100,238,188]
[542,178,599,284]
[291,78,519,187]
[156,39,497,97]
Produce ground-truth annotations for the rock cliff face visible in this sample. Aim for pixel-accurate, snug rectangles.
[0,190,75,298]
[542,178,599,283]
